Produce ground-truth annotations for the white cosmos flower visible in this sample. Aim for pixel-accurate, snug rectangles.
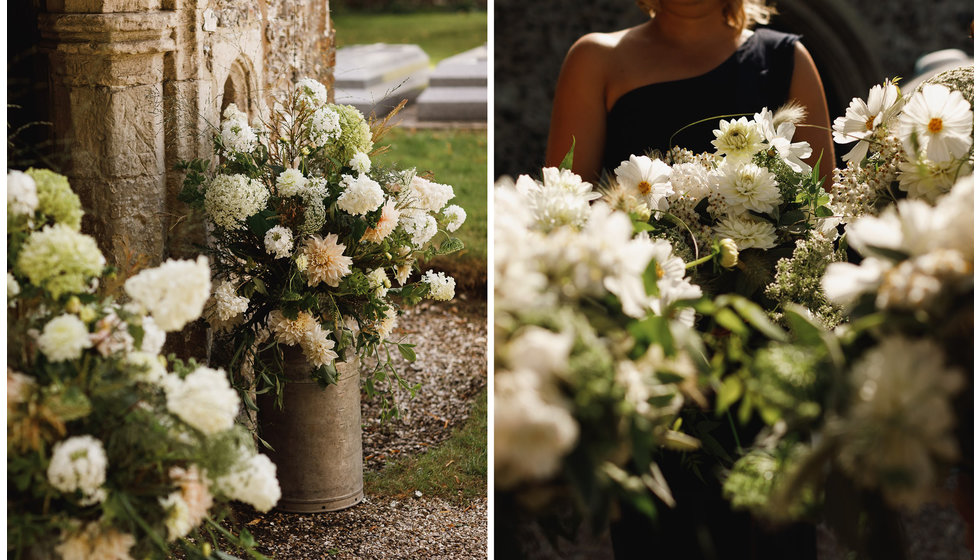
[832,82,903,163]
[337,174,384,215]
[755,108,812,173]
[649,239,702,318]
[896,158,970,202]
[713,214,778,250]
[614,155,674,213]
[711,117,766,160]
[712,160,781,214]
[897,84,973,163]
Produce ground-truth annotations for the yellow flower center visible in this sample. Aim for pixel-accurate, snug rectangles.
[656,263,664,279]
[638,181,652,195]
[865,116,876,131]
[928,117,944,134]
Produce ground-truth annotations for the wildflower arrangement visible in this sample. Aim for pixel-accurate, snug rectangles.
[601,105,839,312]
[178,78,465,416]
[7,169,280,559]
[493,165,707,524]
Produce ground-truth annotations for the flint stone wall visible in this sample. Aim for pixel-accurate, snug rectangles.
[493,0,974,180]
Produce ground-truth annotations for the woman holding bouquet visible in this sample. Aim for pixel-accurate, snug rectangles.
[543,0,833,558]
[545,0,835,185]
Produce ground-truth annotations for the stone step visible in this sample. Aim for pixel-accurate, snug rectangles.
[333,44,430,118]
[415,45,487,122]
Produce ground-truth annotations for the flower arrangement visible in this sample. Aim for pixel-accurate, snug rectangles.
[600,105,840,318]
[493,165,706,524]
[177,78,465,416]
[7,169,280,559]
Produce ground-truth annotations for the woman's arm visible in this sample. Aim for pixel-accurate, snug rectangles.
[545,35,611,184]
[788,42,835,188]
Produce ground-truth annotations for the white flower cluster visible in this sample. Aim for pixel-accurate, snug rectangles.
[264,225,294,259]
[213,280,250,322]
[38,314,93,362]
[421,269,455,301]
[204,174,270,230]
[47,435,108,505]
[308,106,341,147]
[400,209,438,248]
[295,77,328,107]
[165,366,239,435]
[337,173,385,216]
[124,256,212,332]
[512,167,599,231]
[349,151,371,174]
[7,169,39,216]
[442,204,466,233]
[406,175,455,213]
[832,81,973,204]
[215,452,281,512]
[276,168,308,198]
[822,174,973,311]
[220,104,257,155]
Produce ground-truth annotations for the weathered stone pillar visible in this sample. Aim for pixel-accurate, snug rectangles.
[39,9,178,267]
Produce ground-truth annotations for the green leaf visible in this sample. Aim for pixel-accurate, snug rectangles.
[715,375,744,414]
[559,137,576,170]
[438,237,464,255]
[280,291,302,302]
[815,205,834,218]
[628,316,675,356]
[643,259,662,298]
[714,308,747,336]
[397,343,417,362]
[252,277,268,296]
[727,295,789,342]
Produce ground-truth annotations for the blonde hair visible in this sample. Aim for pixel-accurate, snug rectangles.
[636,0,777,31]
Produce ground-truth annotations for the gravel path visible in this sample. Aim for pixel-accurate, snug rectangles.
[231,296,488,559]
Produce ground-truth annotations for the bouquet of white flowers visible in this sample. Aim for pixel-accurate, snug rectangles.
[177,78,465,418]
[7,169,280,559]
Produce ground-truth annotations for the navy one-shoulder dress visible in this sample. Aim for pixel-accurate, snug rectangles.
[601,28,800,172]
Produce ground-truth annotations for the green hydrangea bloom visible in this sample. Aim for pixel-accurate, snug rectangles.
[723,443,814,520]
[325,104,373,166]
[16,224,106,299]
[27,168,83,231]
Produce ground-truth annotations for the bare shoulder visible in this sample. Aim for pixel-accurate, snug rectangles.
[564,30,625,65]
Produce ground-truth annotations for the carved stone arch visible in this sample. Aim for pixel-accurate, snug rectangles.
[768,0,885,124]
[220,55,259,118]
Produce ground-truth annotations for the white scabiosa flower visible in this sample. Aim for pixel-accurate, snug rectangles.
[124,256,211,332]
[363,199,401,243]
[837,337,963,508]
[713,214,778,250]
[38,314,93,362]
[712,160,782,215]
[897,84,973,163]
[711,116,766,160]
[337,173,385,216]
[400,210,438,248]
[614,154,674,213]
[408,176,455,212]
[7,169,39,216]
[264,225,294,259]
[421,270,455,301]
[165,366,239,435]
[832,82,903,163]
[47,435,108,505]
[275,168,308,198]
[204,174,270,230]
[442,204,466,233]
[216,453,281,512]
[349,151,371,174]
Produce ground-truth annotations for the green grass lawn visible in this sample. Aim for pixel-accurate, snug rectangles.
[373,126,487,289]
[332,11,487,65]
[365,387,487,504]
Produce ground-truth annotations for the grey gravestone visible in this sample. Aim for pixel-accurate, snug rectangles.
[334,44,430,118]
[417,45,488,121]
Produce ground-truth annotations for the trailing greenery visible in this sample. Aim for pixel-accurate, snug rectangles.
[365,387,487,504]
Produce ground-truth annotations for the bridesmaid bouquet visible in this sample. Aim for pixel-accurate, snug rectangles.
[7,169,279,559]
[178,78,466,418]
[493,166,706,524]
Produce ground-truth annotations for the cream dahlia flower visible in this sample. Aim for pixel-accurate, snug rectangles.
[299,234,353,287]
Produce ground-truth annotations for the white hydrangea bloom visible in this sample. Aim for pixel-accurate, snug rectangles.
[125,352,169,385]
[337,173,385,216]
[712,160,782,215]
[263,225,294,259]
[204,174,269,230]
[216,453,281,512]
[713,214,778,250]
[7,169,39,216]
[38,314,93,362]
[213,280,250,322]
[421,270,455,301]
[159,492,194,541]
[295,77,328,106]
[140,315,166,356]
[349,151,371,174]
[124,256,211,332]
[442,204,466,233]
[165,366,239,435]
[220,104,257,155]
[47,435,108,505]
[400,210,438,247]
[275,168,308,198]
[308,106,341,147]
[8,272,21,305]
[408,176,455,212]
